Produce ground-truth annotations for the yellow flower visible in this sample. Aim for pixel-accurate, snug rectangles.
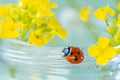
[48,17,67,39]
[0,0,66,47]
[98,47,118,65]
[0,17,22,38]
[79,6,92,22]
[28,29,49,46]
[107,25,116,35]
[94,5,115,20]
[28,29,42,46]
[88,37,116,66]
[117,2,120,11]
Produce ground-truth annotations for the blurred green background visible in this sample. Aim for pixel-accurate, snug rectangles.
[0,0,118,80]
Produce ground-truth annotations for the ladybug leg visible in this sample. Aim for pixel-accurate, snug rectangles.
[62,54,68,57]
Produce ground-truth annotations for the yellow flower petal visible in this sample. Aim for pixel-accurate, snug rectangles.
[28,29,49,46]
[94,5,114,20]
[88,45,101,57]
[79,6,92,22]
[0,4,13,18]
[3,17,14,27]
[0,27,20,38]
[15,22,25,28]
[35,29,42,36]
[94,7,106,20]
[0,18,20,38]
[48,16,67,39]
[41,36,49,44]
[57,28,68,39]
[96,55,109,66]
[105,5,115,16]
[97,37,110,49]
[107,26,116,35]
[6,30,20,38]
[49,3,58,8]
[104,47,116,59]
[48,16,61,29]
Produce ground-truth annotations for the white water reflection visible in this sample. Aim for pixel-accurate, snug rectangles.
[115,72,120,80]
[47,75,68,80]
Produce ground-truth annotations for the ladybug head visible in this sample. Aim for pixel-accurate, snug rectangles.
[62,47,70,57]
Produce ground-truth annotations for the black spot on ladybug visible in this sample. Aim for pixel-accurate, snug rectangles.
[70,52,73,55]
[68,47,70,53]
[74,56,78,61]
[78,52,80,55]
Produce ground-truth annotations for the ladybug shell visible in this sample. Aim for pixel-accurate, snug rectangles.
[66,46,84,64]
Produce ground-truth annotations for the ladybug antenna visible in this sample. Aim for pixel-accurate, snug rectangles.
[81,48,84,51]
[81,47,88,51]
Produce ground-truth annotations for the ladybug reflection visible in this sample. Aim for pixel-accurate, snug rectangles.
[62,46,84,64]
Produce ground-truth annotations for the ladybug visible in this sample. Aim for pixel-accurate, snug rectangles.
[62,46,84,64]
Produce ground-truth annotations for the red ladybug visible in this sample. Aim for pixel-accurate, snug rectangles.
[62,46,84,64]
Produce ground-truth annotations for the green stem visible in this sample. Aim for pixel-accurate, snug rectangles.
[8,66,16,78]
[20,29,28,41]
[104,19,109,27]
[104,18,115,37]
